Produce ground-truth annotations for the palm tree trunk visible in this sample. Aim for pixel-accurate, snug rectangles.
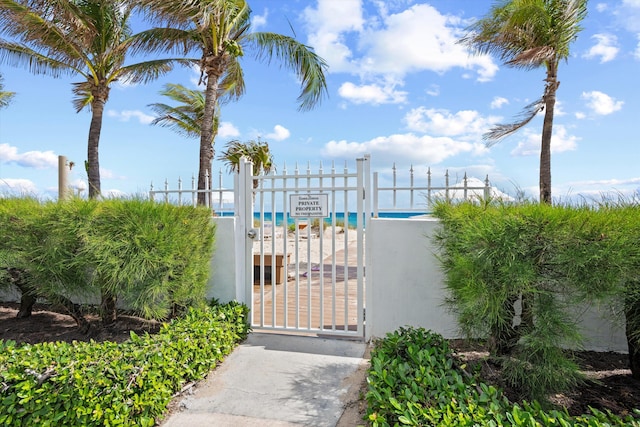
[198,73,219,207]
[87,96,106,199]
[87,90,117,324]
[539,61,558,204]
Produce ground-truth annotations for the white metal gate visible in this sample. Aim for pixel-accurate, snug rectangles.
[236,157,369,338]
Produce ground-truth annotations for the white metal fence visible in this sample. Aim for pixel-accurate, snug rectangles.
[372,165,492,215]
[149,170,233,213]
[149,163,495,216]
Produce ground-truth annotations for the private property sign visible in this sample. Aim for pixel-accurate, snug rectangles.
[290,194,329,218]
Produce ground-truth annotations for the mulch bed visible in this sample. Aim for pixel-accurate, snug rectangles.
[450,339,640,419]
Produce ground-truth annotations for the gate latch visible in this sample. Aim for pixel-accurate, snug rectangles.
[247,228,258,240]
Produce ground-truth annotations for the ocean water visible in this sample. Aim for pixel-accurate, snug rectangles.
[217,212,420,228]
[217,211,425,227]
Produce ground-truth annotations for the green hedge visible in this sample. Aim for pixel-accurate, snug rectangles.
[432,201,640,398]
[0,301,250,426]
[366,327,638,427]
[0,197,215,320]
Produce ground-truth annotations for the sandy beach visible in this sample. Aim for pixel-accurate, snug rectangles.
[252,225,360,269]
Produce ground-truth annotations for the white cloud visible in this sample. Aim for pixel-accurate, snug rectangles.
[218,122,240,138]
[251,8,268,30]
[616,0,640,32]
[583,34,619,63]
[581,90,624,115]
[426,85,440,96]
[555,176,640,199]
[572,177,640,187]
[575,111,587,119]
[403,107,498,140]
[510,125,579,156]
[302,1,498,82]
[596,3,608,12]
[99,168,126,180]
[338,81,407,105]
[107,109,155,125]
[0,143,58,169]
[490,96,509,109]
[357,4,498,81]
[554,100,567,117]
[0,178,38,195]
[70,178,87,193]
[323,106,495,169]
[302,0,365,73]
[635,36,640,60]
[322,133,479,165]
[264,125,291,141]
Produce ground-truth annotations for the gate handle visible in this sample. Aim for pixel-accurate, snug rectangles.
[247,228,258,240]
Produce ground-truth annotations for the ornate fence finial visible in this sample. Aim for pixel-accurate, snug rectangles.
[485,175,491,200]
[463,172,468,200]
[445,170,450,201]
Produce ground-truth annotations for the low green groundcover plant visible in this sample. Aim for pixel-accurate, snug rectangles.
[0,301,250,426]
[366,327,639,427]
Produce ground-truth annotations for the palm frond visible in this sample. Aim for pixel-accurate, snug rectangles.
[249,32,328,111]
[507,45,555,69]
[71,81,94,113]
[218,139,275,175]
[0,0,87,66]
[117,58,193,85]
[484,97,544,144]
[128,27,199,56]
[148,83,209,139]
[0,40,81,76]
[150,112,201,139]
[0,73,15,109]
[217,56,245,103]
[459,0,586,69]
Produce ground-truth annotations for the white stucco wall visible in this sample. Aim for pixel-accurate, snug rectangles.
[207,217,237,303]
[577,303,628,352]
[365,216,628,353]
[365,217,460,341]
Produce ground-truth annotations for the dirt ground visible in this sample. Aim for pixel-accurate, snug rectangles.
[450,339,640,420]
[0,302,161,344]
[1,303,638,424]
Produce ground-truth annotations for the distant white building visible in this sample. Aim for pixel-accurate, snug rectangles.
[433,177,514,202]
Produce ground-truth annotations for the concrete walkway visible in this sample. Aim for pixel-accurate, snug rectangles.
[160,332,368,427]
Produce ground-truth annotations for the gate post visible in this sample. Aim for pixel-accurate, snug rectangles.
[235,157,254,305]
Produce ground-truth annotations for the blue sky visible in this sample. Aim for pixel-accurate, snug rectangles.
[0,0,638,203]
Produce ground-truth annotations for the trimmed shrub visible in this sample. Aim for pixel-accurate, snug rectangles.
[0,197,215,324]
[432,201,638,400]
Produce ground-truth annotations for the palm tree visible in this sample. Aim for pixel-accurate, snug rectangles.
[219,139,274,189]
[0,0,186,198]
[0,73,15,109]
[149,83,210,138]
[0,0,189,326]
[149,83,222,197]
[460,0,587,204]
[135,0,328,205]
